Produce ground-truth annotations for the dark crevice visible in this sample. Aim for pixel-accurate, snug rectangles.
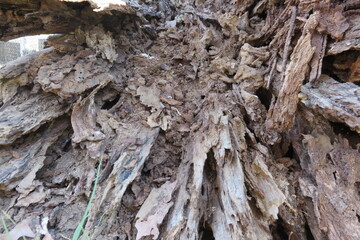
[204,150,217,184]
[101,94,121,110]
[205,44,213,52]
[282,143,301,167]
[284,144,294,158]
[43,179,71,189]
[199,17,222,32]
[10,114,57,148]
[326,153,333,164]
[344,2,360,11]
[245,190,263,219]
[225,82,233,92]
[36,119,73,183]
[270,217,289,240]
[322,50,359,83]
[62,138,72,152]
[330,121,360,149]
[243,112,251,126]
[199,217,215,240]
[197,150,218,240]
[256,87,272,110]
[355,182,360,196]
[102,14,132,33]
[63,1,90,9]
[172,58,192,65]
[305,221,316,240]
[200,225,215,240]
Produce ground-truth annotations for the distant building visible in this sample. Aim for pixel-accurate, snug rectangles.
[0,35,51,66]
[38,38,47,50]
[0,41,21,64]
[11,35,50,56]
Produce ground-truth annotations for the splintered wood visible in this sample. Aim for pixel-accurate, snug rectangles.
[266,14,316,132]
[0,0,360,240]
[300,75,360,133]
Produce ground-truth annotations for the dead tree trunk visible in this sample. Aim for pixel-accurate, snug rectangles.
[0,0,359,239]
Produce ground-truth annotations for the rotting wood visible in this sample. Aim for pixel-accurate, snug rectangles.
[0,92,70,145]
[308,32,327,84]
[0,0,359,239]
[290,120,360,240]
[279,6,297,83]
[300,74,360,133]
[266,13,317,132]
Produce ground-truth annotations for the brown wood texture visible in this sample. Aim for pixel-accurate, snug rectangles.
[0,0,359,239]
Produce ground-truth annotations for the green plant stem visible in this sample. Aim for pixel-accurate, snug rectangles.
[72,157,102,240]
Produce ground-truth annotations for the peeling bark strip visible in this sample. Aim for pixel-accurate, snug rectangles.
[135,181,177,240]
[35,50,114,98]
[164,96,284,239]
[1,0,360,239]
[266,14,317,132]
[300,75,360,133]
[90,126,159,238]
[292,132,360,240]
[0,92,70,145]
[0,118,69,191]
[71,93,105,142]
[308,32,327,84]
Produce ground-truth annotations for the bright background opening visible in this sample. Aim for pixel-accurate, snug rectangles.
[0,34,53,67]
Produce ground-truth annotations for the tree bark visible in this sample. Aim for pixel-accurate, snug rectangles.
[0,0,359,239]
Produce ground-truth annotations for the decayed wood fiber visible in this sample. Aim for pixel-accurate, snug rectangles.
[301,75,360,133]
[0,0,359,240]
